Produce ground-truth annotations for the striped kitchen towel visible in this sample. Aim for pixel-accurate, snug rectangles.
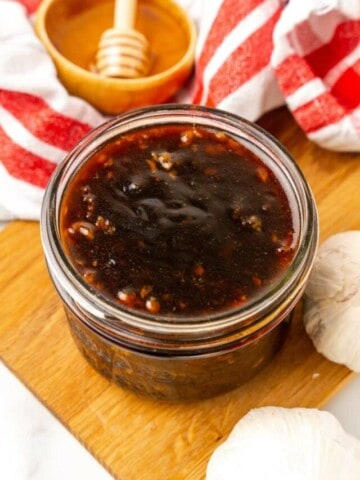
[0,1,103,220]
[0,0,359,221]
[192,0,360,150]
[273,0,360,151]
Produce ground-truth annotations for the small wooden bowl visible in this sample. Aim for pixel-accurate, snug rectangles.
[35,0,196,114]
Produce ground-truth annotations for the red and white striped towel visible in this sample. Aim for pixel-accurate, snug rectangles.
[272,0,360,151]
[191,0,360,150]
[0,0,359,221]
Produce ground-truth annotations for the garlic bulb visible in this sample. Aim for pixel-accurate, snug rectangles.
[303,231,360,371]
[206,407,360,480]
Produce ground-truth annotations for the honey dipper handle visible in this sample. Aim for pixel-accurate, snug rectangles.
[114,0,137,30]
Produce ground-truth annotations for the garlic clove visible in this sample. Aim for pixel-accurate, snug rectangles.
[305,231,360,302]
[206,407,360,480]
[305,298,360,370]
[303,231,360,371]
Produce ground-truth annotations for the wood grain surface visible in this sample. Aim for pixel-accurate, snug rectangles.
[1,107,359,480]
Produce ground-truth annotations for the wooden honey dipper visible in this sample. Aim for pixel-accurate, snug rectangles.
[96,0,150,78]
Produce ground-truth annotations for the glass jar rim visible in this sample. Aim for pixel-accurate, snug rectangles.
[41,104,318,340]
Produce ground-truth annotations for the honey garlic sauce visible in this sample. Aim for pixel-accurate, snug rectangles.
[60,125,295,317]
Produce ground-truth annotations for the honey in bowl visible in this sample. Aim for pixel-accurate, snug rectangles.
[41,106,318,401]
[46,0,189,76]
[35,0,196,113]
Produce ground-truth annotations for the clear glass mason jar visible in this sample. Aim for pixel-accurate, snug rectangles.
[41,105,318,402]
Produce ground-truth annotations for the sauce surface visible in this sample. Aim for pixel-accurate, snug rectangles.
[60,125,295,316]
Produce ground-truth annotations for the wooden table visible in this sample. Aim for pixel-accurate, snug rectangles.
[0,107,359,479]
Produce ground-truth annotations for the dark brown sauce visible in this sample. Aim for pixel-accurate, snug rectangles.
[60,125,295,316]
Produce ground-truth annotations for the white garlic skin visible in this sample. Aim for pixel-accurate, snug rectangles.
[206,406,360,480]
[303,231,360,371]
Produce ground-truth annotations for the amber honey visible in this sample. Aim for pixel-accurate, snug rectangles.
[45,0,190,76]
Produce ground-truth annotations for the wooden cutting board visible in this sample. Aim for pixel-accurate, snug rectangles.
[1,108,359,480]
